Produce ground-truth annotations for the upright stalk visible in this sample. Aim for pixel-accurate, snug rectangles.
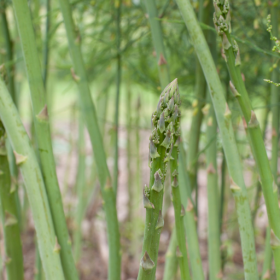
[214,2,280,278]
[137,79,179,280]
[144,0,169,88]
[73,115,86,262]
[179,145,204,280]
[12,0,78,279]
[57,0,121,279]
[0,122,23,280]
[187,0,208,196]
[170,144,191,280]
[113,0,122,193]
[176,1,258,278]
[0,76,64,280]
[205,5,222,278]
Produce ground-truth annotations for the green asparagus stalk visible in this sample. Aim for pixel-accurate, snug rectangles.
[179,145,205,280]
[73,114,86,262]
[0,76,64,279]
[144,0,169,88]
[113,0,122,193]
[57,1,121,279]
[213,2,280,278]
[170,144,191,280]
[205,4,222,278]
[11,0,78,278]
[175,0,259,278]
[0,121,23,280]
[138,79,181,280]
[187,0,208,196]
[262,6,279,278]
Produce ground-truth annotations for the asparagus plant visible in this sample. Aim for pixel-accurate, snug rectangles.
[178,145,205,280]
[169,105,190,280]
[0,76,65,280]
[175,0,259,278]
[205,4,222,278]
[113,0,122,193]
[0,120,24,280]
[57,0,121,279]
[138,79,182,280]
[213,1,280,278]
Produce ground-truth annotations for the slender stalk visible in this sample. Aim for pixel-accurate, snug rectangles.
[176,1,258,278]
[113,0,122,193]
[137,79,179,280]
[179,145,205,280]
[0,76,64,280]
[187,0,207,197]
[262,6,279,278]
[11,0,78,278]
[170,145,191,280]
[57,0,121,279]
[214,2,280,277]
[73,115,86,263]
[34,242,44,280]
[205,5,221,278]
[144,0,169,88]
[0,122,23,280]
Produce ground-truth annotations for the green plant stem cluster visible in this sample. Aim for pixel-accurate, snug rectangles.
[213,1,280,278]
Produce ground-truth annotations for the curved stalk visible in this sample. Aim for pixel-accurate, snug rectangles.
[0,76,64,280]
[137,79,180,280]
[57,0,121,279]
[0,122,23,280]
[175,0,258,278]
[11,0,78,278]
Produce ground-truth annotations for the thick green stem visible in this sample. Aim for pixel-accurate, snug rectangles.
[138,80,179,280]
[170,146,191,280]
[144,0,169,88]
[176,1,258,278]
[0,122,23,280]
[57,0,121,279]
[12,0,78,278]
[0,76,64,280]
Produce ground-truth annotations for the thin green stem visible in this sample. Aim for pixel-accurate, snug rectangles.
[144,0,169,88]
[57,0,121,279]
[73,115,86,263]
[179,145,204,280]
[176,1,258,278]
[170,147,191,280]
[0,122,23,280]
[113,0,122,193]
[12,0,78,278]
